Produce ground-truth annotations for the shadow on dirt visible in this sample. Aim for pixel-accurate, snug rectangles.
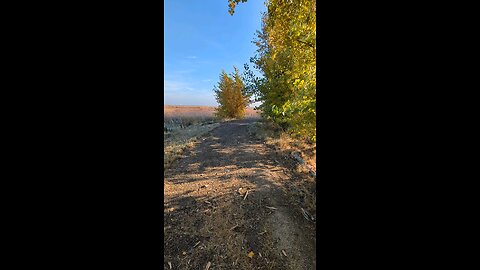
[164,119,316,270]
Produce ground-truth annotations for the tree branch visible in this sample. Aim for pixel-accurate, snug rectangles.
[296,39,315,49]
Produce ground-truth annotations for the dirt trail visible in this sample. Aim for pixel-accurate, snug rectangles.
[164,119,316,270]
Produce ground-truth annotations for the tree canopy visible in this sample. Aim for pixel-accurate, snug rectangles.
[229,0,316,142]
[214,67,250,119]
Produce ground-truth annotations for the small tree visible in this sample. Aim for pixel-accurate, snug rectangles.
[214,67,249,119]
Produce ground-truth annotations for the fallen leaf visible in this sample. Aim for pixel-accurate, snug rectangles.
[247,251,255,258]
[282,250,287,257]
[205,261,211,270]
[168,262,172,269]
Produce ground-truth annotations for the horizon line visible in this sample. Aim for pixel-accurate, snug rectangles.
[164,104,258,108]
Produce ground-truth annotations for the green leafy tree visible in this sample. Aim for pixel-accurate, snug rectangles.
[214,67,250,119]
[229,0,316,141]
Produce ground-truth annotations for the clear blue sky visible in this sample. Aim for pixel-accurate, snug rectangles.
[164,0,266,106]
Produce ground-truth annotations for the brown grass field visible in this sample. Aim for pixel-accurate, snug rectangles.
[164,105,260,120]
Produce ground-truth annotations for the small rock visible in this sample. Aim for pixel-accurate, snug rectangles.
[201,184,209,188]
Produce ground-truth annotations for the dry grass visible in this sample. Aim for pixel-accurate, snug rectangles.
[274,133,316,172]
[164,123,220,169]
[248,120,316,172]
[164,105,260,121]
[164,106,219,169]
[164,105,217,122]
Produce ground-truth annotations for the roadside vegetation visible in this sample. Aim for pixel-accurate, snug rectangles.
[226,0,316,182]
[248,119,316,176]
[229,0,316,143]
[164,122,220,169]
[248,119,317,222]
[164,106,220,169]
[213,66,251,119]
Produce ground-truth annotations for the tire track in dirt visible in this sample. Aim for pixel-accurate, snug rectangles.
[164,119,315,270]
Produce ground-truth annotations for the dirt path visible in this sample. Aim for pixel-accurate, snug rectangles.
[164,119,316,270]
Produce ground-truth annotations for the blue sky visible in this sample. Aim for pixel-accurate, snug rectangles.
[164,0,266,106]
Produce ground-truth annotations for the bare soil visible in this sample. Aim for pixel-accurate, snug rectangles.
[164,119,316,270]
